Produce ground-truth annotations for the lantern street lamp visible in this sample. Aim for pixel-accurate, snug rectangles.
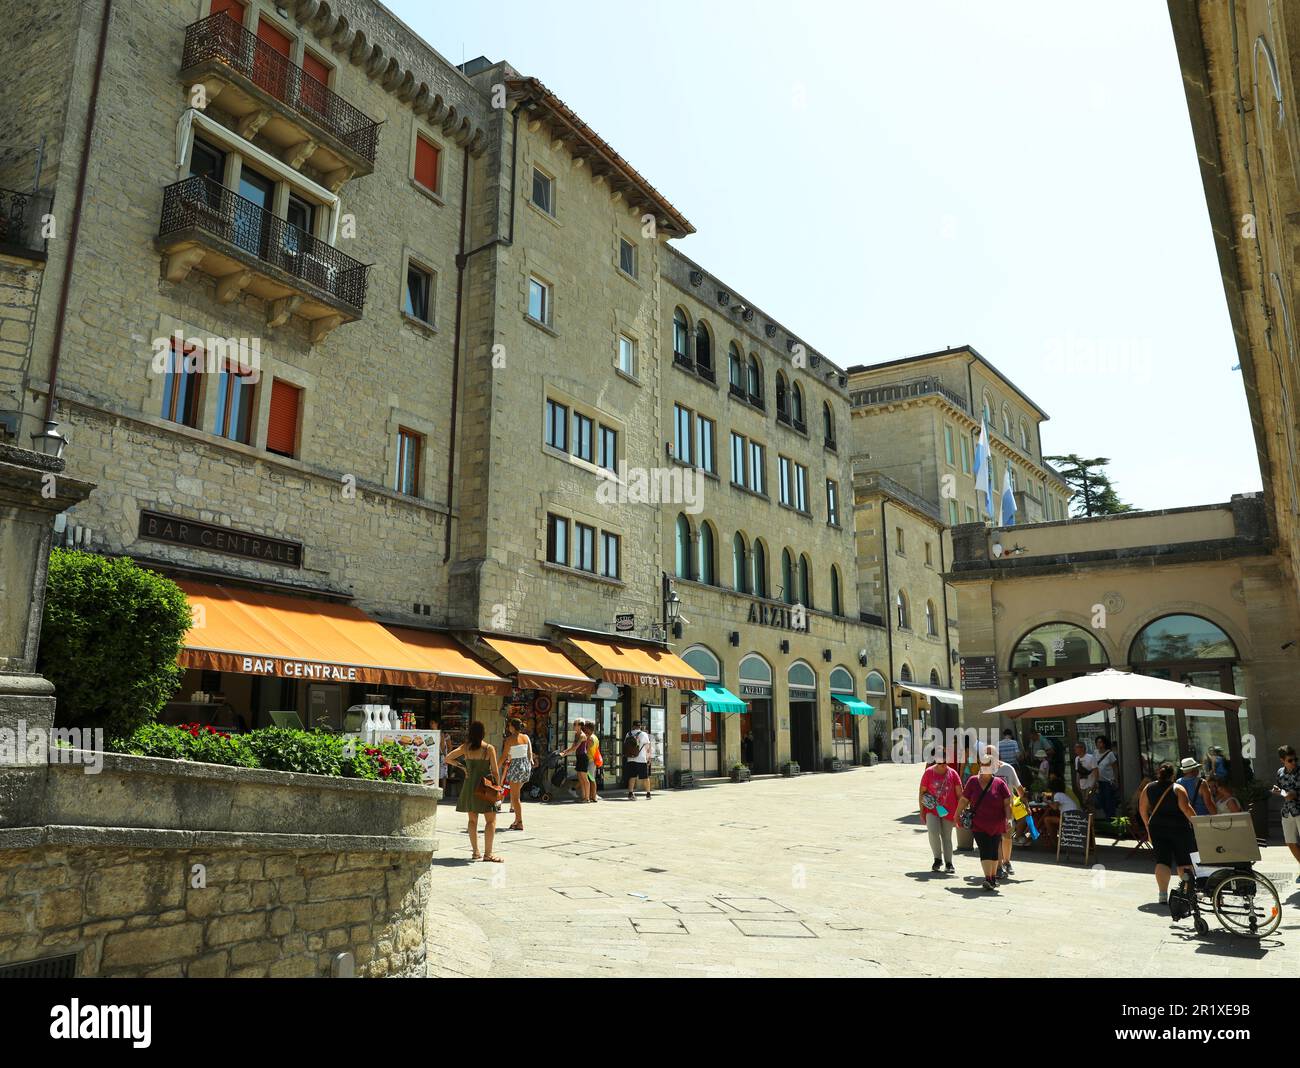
[29,420,67,460]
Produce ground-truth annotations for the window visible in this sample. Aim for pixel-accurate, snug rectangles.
[547,514,570,566]
[160,337,202,428]
[672,309,689,363]
[826,479,839,526]
[214,361,256,444]
[781,550,795,604]
[1020,420,1030,451]
[732,533,748,592]
[982,392,993,425]
[944,424,955,465]
[598,425,617,472]
[895,528,905,555]
[1002,405,1012,438]
[395,427,422,496]
[830,567,842,616]
[776,373,789,420]
[798,554,811,607]
[527,277,551,325]
[673,404,693,464]
[730,432,745,486]
[266,379,301,458]
[618,238,637,277]
[791,383,804,427]
[531,168,554,215]
[675,514,692,579]
[900,663,913,683]
[300,48,332,114]
[794,464,808,512]
[926,600,937,636]
[413,134,440,195]
[574,523,596,572]
[728,343,743,391]
[695,322,713,377]
[823,402,835,447]
[965,505,976,523]
[948,499,959,525]
[617,333,636,377]
[696,414,715,474]
[698,523,716,586]
[572,412,593,463]
[896,590,909,629]
[545,399,568,451]
[779,456,792,505]
[960,436,971,473]
[925,542,933,566]
[404,261,432,323]
[752,541,768,598]
[747,354,763,404]
[1006,461,1016,492]
[599,531,620,579]
[748,441,766,494]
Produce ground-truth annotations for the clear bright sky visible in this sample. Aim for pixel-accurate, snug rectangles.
[386,0,1260,511]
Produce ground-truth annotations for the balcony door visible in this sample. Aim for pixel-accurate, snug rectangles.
[234,166,274,260]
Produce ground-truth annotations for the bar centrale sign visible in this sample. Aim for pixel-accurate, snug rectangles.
[139,510,303,568]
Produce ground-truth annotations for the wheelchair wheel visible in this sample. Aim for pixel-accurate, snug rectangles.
[1211,871,1282,938]
[1194,917,1209,936]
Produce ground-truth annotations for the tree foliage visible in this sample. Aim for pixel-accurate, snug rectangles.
[1045,454,1136,517]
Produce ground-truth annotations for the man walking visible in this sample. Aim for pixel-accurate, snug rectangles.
[1073,740,1099,810]
[998,728,1021,766]
[1094,736,1119,818]
[1273,744,1300,882]
[624,720,653,800]
[984,744,1025,879]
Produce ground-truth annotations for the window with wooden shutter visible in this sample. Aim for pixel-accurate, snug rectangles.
[210,0,246,24]
[414,136,440,193]
[301,50,331,116]
[266,379,301,457]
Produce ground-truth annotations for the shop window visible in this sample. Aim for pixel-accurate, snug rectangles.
[395,427,422,496]
[266,379,301,458]
[546,513,569,566]
[214,361,256,444]
[161,337,202,429]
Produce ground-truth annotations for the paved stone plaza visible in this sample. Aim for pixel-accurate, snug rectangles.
[424,764,1300,978]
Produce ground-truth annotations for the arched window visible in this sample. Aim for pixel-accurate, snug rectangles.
[929,668,941,686]
[830,666,854,693]
[674,513,693,580]
[682,645,720,683]
[789,661,816,691]
[728,342,744,390]
[792,383,805,426]
[798,553,812,608]
[752,540,768,598]
[698,522,716,586]
[830,566,842,616]
[982,391,993,425]
[1002,405,1012,438]
[1129,615,1238,663]
[781,549,795,604]
[1020,419,1030,451]
[925,600,937,636]
[747,354,763,404]
[865,671,886,694]
[732,532,748,593]
[776,372,789,419]
[896,589,909,629]
[672,307,689,362]
[739,653,772,687]
[822,402,835,446]
[694,320,713,375]
[900,663,913,683]
[1011,622,1108,670]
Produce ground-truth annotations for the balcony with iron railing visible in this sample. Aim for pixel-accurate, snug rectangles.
[0,185,51,260]
[180,12,380,186]
[849,375,969,413]
[157,175,368,342]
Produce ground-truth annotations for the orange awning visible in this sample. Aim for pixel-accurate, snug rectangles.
[564,636,705,690]
[481,636,595,695]
[179,581,467,691]
[384,627,512,696]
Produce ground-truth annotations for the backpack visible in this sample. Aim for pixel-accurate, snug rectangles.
[623,731,641,759]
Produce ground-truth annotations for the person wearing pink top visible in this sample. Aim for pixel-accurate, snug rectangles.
[919,757,962,874]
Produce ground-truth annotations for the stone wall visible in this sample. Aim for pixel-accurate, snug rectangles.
[0,253,44,422]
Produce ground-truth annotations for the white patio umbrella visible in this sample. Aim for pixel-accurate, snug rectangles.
[983,668,1244,720]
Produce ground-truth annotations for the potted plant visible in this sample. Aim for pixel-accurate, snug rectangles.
[780,760,800,777]
[729,763,752,783]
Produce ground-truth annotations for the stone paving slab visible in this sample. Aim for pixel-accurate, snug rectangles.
[424,764,1300,977]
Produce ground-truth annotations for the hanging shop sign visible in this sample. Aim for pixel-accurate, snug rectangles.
[139,510,303,568]
[614,613,635,633]
[746,601,809,632]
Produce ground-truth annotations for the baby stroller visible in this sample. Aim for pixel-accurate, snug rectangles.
[523,750,577,803]
[1168,811,1282,939]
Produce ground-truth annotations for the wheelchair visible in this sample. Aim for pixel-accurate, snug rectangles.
[1167,812,1282,939]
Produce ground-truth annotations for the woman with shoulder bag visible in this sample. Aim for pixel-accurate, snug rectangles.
[1138,761,1200,904]
[955,758,1013,892]
[446,721,504,862]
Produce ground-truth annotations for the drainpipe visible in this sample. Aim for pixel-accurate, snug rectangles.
[443,99,529,564]
[43,0,113,423]
[939,527,953,691]
[880,497,896,755]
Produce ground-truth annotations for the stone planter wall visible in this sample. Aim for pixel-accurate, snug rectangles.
[0,753,439,978]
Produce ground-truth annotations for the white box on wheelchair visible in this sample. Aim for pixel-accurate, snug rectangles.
[1190,811,1260,864]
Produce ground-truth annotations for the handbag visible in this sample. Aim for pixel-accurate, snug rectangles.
[473,773,501,806]
[960,777,996,829]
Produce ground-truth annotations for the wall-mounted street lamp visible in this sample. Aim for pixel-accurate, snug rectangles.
[30,420,67,460]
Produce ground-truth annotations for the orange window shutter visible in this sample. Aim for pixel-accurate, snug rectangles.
[303,51,330,87]
[256,17,293,56]
[414,136,440,191]
[267,380,301,457]
[211,0,246,23]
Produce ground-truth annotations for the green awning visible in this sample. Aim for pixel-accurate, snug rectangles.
[832,694,874,716]
[691,685,747,714]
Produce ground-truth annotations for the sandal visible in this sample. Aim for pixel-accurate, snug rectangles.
[508,823,524,831]
[482,854,504,863]
[471,852,481,861]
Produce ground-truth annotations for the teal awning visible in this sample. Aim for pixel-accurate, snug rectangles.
[691,685,747,714]
[832,694,874,716]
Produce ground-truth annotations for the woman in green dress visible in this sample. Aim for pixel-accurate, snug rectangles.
[446,720,503,862]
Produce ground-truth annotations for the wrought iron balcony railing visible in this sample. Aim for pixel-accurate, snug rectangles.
[159,175,368,312]
[697,362,716,384]
[672,350,693,370]
[850,375,969,413]
[182,12,380,165]
[0,185,50,256]
[728,381,747,401]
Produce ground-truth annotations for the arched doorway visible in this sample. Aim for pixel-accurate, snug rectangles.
[1129,614,1247,784]
[680,646,722,775]
[830,666,858,764]
[739,654,774,773]
[788,661,818,771]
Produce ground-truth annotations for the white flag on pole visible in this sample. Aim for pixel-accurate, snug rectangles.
[972,416,992,519]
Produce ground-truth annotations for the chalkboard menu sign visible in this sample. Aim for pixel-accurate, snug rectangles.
[959,655,997,690]
[1056,809,1093,864]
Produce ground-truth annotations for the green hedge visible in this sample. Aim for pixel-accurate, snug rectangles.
[113,723,425,785]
